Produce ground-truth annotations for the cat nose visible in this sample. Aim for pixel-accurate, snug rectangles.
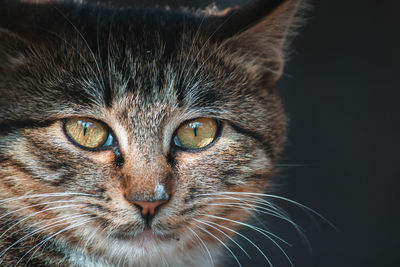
[130,200,168,218]
[124,183,170,221]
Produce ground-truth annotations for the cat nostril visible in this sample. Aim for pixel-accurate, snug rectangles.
[130,200,167,218]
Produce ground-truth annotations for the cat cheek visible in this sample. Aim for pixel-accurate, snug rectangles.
[248,148,272,172]
[173,137,227,164]
[85,150,117,165]
[174,151,203,164]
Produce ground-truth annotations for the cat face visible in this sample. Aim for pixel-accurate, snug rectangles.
[0,0,301,265]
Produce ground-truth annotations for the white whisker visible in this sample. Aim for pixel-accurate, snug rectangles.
[20,217,95,267]
[198,218,273,267]
[188,228,215,267]
[0,204,88,240]
[0,200,81,221]
[194,218,251,259]
[207,201,311,251]
[0,213,90,260]
[208,202,300,228]
[195,224,242,267]
[0,192,94,205]
[198,192,335,229]
[202,214,294,267]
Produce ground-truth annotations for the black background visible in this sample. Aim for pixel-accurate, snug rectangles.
[72,0,400,266]
[278,1,400,266]
[253,0,400,266]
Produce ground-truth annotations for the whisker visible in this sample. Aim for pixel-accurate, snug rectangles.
[185,227,208,265]
[80,224,100,253]
[200,194,297,231]
[275,164,311,167]
[204,194,289,224]
[20,216,95,267]
[188,228,215,267]
[194,224,242,267]
[16,213,84,236]
[202,213,290,245]
[197,193,288,216]
[202,214,294,267]
[0,192,94,205]
[194,218,251,260]
[207,201,311,251]
[198,218,273,267]
[0,199,81,221]
[203,194,290,219]
[208,202,301,229]
[0,204,88,239]
[198,192,335,229]
[0,213,90,260]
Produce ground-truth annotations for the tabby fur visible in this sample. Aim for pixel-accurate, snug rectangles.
[0,0,302,266]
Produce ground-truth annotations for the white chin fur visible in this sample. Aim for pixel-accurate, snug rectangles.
[67,233,223,267]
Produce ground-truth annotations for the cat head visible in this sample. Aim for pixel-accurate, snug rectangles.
[0,0,302,265]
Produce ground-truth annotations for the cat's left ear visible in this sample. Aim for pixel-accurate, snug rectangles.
[211,0,304,85]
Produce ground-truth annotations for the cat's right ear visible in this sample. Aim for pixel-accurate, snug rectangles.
[208,0,304,86]
[0,28,31,71]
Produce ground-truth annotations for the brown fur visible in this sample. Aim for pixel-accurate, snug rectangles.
[0,0,303,266]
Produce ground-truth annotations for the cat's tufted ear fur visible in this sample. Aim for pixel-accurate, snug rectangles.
[212,0,304,86]
[0,28,31,74]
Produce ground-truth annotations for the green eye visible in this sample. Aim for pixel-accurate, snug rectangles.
[65,118,112,149]
[174,118,218,149]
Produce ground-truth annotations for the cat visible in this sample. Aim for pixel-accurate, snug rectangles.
[0,0,303,266]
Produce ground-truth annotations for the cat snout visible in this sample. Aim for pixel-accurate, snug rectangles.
[124,183,170,222]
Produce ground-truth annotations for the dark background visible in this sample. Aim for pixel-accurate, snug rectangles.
[254,0,400,266]
[278,1,400,266]
[81,0,400,266]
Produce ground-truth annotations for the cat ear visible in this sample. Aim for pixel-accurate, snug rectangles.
[0,28,31,69]
[211,0,303,85]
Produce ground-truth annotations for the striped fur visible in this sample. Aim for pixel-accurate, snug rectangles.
[0,0,302,266]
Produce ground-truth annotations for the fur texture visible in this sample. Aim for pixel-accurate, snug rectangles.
[0,0,302,266]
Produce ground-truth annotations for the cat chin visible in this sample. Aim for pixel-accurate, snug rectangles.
[69,231,222,267]
[69,247,222,267]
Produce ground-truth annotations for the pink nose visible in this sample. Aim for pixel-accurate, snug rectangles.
[130,200,167,217]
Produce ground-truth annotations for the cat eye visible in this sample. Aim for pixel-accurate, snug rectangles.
[64,118,113,149]
[173,118,219,150]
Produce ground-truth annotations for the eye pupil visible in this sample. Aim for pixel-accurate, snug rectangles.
[193,125,198,136]
[83,124,88,136]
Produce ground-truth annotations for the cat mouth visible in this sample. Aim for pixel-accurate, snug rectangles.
[111,228,176,244]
